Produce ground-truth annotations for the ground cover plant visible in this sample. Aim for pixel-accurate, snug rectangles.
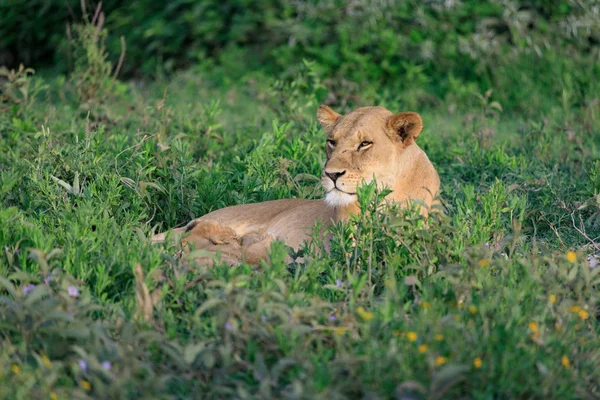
[1,1,599,399]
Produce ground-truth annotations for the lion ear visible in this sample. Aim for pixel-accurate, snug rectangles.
[317,104,341,133]
[387,112,423,144]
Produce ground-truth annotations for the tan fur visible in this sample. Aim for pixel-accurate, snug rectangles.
[153,105,440,265]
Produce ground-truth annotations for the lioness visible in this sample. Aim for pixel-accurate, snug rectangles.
[152,105,440,265]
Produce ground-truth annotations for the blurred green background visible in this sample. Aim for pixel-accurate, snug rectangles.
[2,0,599,113]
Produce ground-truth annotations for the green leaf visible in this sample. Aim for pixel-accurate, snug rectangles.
[429,364,469,400]
[0,277,18,297]
[271,357,297,381]
[293,173,320,183]
[567,265,578,282]
[489,101,503,111]
[395,381,426,400]
[186,250,218,262]
[184,342,207,365]
[50,175,73,193]
[194,298,225,317]
[23,284,53,306]
[72,172,80,194]
[201,351,215,368]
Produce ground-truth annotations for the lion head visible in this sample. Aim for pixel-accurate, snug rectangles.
[317,105,437,211]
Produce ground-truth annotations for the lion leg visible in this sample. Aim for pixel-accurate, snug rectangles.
[181,220,243,266]
[240,232,275,265]
[154,220,282,266]
[183,220,239,246]
[189,248,242,267]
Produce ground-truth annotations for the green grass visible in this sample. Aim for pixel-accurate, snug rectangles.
[1,56,600,399]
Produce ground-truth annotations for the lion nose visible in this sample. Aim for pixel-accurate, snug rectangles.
[325,170,346,183]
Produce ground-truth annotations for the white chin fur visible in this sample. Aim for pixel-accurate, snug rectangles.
[325,190,357,207]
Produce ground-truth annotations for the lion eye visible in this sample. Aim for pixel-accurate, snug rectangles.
[327,139,336,148]
[358,141,372,150]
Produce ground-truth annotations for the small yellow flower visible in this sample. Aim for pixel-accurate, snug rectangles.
[434,333,444,341]
[11,364,20,374]
[361,311,374,321]
[473,357,482,368]
[418,344,428,353]
[407,332,418,342]
[469,305,478,314]
[566,251,576,263]
[41,355,52,367]
[478,259,490,268]
[561,356,570,369]
[529,321,539,332]
[356,306,373,321]
[435,356,448,366]
[80,380,91,391]
[334,327,346,335]
[421,301,431,310]
[549,294,557,304]
[531,331,539,340]
[50,393,58,400]
[570,305,581,313]
[578,310,589,320]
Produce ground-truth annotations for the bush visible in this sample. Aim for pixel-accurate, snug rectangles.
[2,1,599,112]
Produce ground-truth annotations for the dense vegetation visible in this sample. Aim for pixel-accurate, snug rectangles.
[1,1,599,398]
